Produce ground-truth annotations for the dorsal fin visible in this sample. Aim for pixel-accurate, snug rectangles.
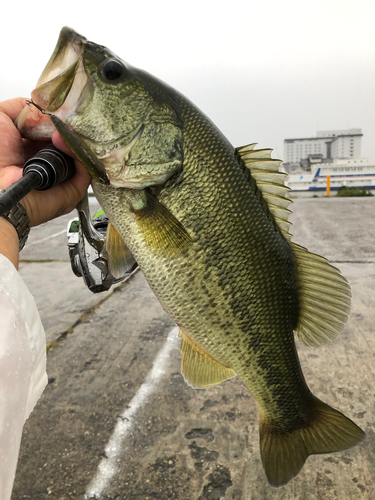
[236,143,257,154]
[236,143,351,347]
[236,144,292,241]
[291,242,351,347]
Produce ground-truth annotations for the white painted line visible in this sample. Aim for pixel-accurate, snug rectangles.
[26,229,66,247]
[84,326,178,499]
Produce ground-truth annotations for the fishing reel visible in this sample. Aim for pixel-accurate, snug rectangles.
[67,193,138,293]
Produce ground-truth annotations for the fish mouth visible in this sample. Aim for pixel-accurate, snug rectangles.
[35,27,85,91]
[16,27,87,139]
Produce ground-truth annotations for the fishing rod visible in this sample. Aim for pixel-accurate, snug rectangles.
[0,144,76,217]
[0,141,137,292]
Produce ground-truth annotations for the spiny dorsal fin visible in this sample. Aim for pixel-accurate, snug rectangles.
[251,171,288,186]
[105,222,137,279]
[262,193,291,210]
[240,148,274,159]
[179,329,236,389]
[236,143,257,154]
[236,144,292,241]
[291,242,352,347]
[243,160,282,173]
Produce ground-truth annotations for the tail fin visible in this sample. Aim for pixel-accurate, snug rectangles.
[259,396,365,487]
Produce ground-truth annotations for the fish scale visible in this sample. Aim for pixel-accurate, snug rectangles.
[20,26,364,487]
[95,93,305,417]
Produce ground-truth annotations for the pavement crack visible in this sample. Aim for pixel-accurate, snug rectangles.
[117,415,130,422]
[359,329,375,355]
[46,268,139,353]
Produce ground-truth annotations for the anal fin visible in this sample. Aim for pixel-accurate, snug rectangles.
[179,329,236,389]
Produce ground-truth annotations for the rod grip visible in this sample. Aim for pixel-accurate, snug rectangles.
[0,172,40,216]
[0,144,76,217]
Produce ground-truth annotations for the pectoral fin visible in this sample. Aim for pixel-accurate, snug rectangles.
[127,189,191,257]
[105,222,136,278]
[179,329,236,389]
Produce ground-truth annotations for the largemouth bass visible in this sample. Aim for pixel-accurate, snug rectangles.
[17,27,364,486]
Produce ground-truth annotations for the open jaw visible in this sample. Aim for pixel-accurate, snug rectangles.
[16,28,87,140]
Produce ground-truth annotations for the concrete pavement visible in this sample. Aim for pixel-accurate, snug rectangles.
[10,196,375,500]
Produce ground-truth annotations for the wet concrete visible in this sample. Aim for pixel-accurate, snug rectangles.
[10,196,375,499]
[18,200,124,346]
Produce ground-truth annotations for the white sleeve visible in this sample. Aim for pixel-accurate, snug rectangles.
[0,253,48,500]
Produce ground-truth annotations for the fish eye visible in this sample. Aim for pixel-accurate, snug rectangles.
[100,59,125,82]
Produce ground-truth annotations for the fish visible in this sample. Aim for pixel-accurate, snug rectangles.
[17,27,365,487]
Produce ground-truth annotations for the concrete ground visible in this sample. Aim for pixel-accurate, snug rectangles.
[10,196,375,500]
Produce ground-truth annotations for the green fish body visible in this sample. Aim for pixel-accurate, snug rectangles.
[18,27,364,486]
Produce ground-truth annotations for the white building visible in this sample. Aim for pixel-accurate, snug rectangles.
[284,129,362,166]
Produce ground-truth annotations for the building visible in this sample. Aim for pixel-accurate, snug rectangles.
[283,129,362,172]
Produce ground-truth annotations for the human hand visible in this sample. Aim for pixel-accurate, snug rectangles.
[0,97,91,227]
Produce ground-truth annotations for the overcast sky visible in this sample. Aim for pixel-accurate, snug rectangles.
[1,0,374,160]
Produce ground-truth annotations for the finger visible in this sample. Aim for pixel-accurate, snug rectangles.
[22,165,91,227]
[70,159,92,192]
[0,165,23,190]
[51,129,76,158]
[54,176,91,218]
[51,129,92,185]
[0,113,28,168]
[0,98,28,122]
[22,139,51,159]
